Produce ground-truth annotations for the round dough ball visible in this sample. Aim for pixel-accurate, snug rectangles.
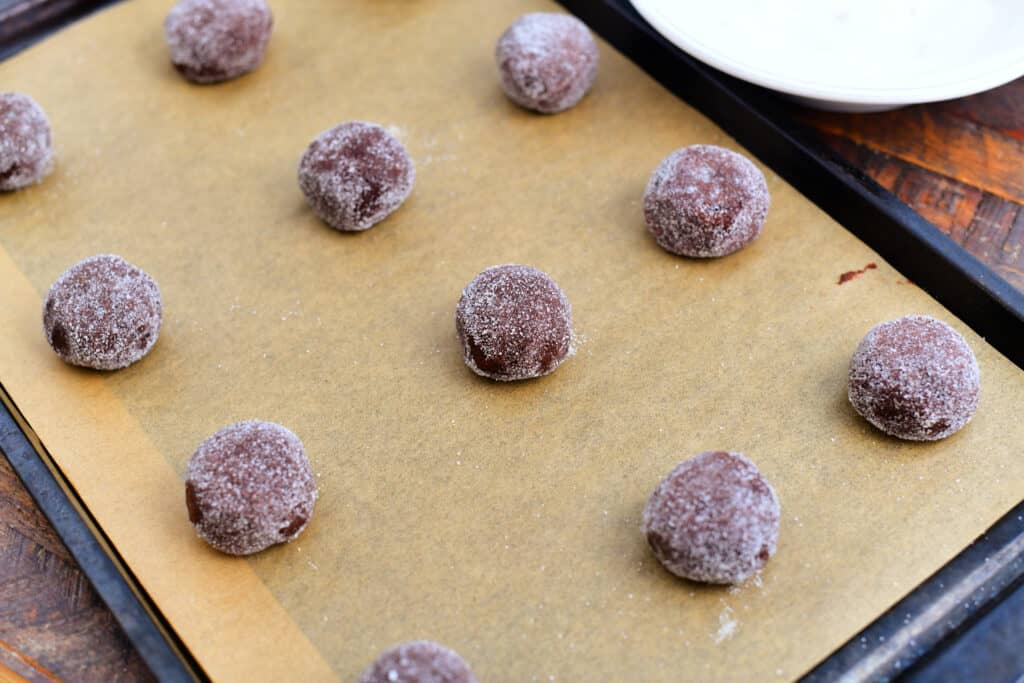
[643,144,770,257]
[0,92,53,191]
[186,420,317,555]
[359,641,477,683]
[297,121,415,231]
[42,255,162,370]
[496,12,599,114]
[642,451,780,585]
[849,315,980,441]
[164,0,273,84]
[455,264,573,381]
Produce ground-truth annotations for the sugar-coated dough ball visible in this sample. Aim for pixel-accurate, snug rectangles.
[456,264,573,381]
[186,421,317,555]
[848,315,980,441]
[642,451,780,585]
[298,121,415,231]
[42,255,162,370]
[496,12,599,114]
[164,0,273,84]
[359,641,478,683]
[643,145,770,257]
[0,92,53,191]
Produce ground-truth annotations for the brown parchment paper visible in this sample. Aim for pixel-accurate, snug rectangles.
[1,1,1023,681]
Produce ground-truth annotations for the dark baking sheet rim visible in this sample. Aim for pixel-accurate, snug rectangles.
[1,1,1023,681]
[0,387,202,682]
[0,0,117,60]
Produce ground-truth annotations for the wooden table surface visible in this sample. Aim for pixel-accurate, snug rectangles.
[802,81,1024,293]
[2,3,1024,679]
[0,452,152,683]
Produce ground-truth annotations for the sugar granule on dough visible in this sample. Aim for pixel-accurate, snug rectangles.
[0,92,53,191]
[186,420,317,556]
[298,121,415,231]
[643,145,770,258]
[455,264,573,381]
[848,314,980,441]
[164,0,273,84]
[642,451,780,585]
[42,254,162,370]
[359,640,478,683]
[496,13,599,114]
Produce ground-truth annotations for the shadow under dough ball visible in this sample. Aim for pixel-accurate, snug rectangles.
[164,0,273,84]
[359,641,478,683]
[0,92,53,191]
[42,254,162,370]
[848,315,980,441]
[642,451,780,585]
[298,121,415,231]
[455,264,573,381]
[643,144,770,257]
[496,12,599,114]
[185,420,317,556]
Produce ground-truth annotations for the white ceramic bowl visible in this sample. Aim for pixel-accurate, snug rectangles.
[630,0,1024,112]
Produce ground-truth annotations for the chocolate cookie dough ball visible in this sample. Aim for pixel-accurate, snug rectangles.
[643,145,770,257]
[186,421,317,555]
[496,12,599,114]
[849,315,980,441]
[455,264,573,381]
[298,121,415,231]
[164,0,273,84]
[359,641,477,683]
[0,92,52,191]
[642,451,780,585]
[42,255,162,370]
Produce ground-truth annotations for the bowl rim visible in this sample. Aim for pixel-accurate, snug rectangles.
[630,0,1024,106]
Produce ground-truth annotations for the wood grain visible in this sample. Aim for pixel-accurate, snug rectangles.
[817,134,984,239]
[0,660,37,683]
[933,78,1024,142]
[0,450,153,683]
[805,79,1024,294]
[804,105,1024,205]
